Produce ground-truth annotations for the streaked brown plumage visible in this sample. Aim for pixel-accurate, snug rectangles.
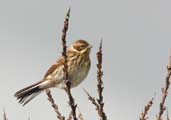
[14,40,91,105]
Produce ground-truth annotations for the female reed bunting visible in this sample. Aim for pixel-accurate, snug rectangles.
[14,40,92,106]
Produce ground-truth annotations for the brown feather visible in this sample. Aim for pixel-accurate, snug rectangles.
[14,81,43,97]
[43,57,64,78]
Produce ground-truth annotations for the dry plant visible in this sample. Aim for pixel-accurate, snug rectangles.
[83,88,100,112]
[78,109,84,120]
[84,40,107,120]
[156,56,171,120]
[45,8,78,120]
[46,89,65,120]
[61,8,78,120]
[66,111,72,120]
[140,96,154,120]
[96,40,107,120]
[140,56,171,120]
[78,112,84,120]
[3,109,8,120]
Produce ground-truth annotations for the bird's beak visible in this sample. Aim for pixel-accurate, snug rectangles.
[88,45,92,49]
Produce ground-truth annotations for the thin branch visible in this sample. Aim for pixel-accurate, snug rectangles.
[78,113,83,120]
[3,109,8,120]
[156,56,171,120]
[140,96,154,120]
[84,40,107,120]
[66,111,72,120]
[78,109,84,120]
[61,8,78,120]
[46,89,65,120]
[83,88,100,112]
[96,40,107,120]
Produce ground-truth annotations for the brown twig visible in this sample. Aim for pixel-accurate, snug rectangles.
[61,8,78,120]
[156,56,171,120]
[96,40,107,120]
[3,109,8,120]
[84,40,107,120]
[66,111,72,120]
[78,113,83,120]
[84,88,103,119]
[78,109,84,120]
[83,88,100,111]
[140,96,154,120]
[46,89,65,120]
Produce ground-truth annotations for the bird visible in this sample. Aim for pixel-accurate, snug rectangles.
[14,40,92,106]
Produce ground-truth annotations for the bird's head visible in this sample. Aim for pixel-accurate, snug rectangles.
[71,40,92,54]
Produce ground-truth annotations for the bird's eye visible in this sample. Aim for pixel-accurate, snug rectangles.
[73,44,87,51]
[80,45,86,48]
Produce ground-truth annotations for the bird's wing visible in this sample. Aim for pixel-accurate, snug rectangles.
[43,56,64,78]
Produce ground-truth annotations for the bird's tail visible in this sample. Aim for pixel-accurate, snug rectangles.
[14,80,50,106]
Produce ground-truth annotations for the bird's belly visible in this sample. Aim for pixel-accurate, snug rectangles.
[70,67,88,87]
[55,67,89,89]
[51,60,90,89]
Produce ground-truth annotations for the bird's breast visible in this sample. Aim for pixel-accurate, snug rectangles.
[69,59,91,88]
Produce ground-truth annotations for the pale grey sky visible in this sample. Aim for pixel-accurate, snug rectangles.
[0,0,171,120]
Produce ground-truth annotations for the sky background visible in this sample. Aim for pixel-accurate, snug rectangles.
[0,0,171,120]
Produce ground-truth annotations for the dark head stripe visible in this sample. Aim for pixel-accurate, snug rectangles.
[75,40,89,46]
